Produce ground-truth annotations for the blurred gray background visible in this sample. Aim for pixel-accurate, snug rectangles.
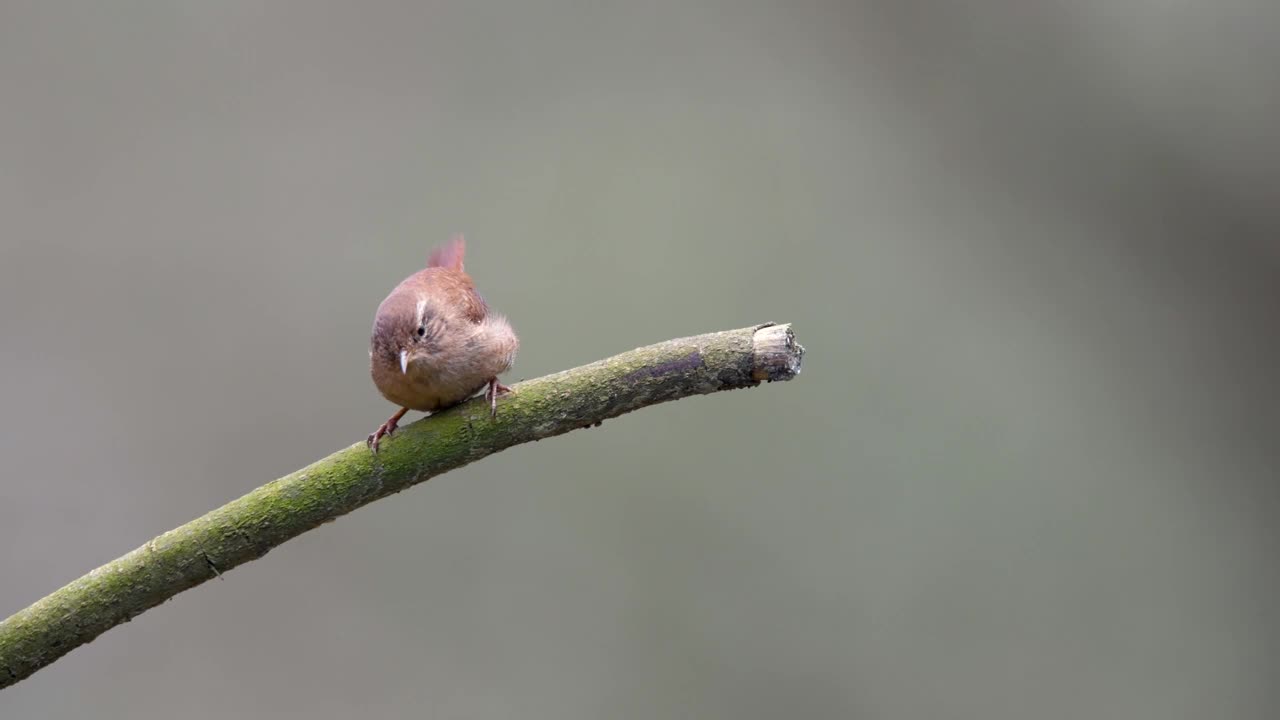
[2,2,1278,718]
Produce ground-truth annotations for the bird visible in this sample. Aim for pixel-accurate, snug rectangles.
[366,234,518,452]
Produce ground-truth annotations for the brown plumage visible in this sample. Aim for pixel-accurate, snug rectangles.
[366,235,518,452]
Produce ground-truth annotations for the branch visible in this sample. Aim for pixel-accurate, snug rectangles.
[0,322,804,690]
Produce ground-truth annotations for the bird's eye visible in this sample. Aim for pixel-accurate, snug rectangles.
[417,326,426,338]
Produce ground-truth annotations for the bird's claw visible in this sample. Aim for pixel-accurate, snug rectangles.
[366,421,395,453]
[485,378,513,418]
[367,408,408,453]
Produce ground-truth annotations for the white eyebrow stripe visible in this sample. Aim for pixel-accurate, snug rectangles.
[416,296,428,327]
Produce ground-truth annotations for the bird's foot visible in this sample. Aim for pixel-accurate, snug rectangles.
[485,378,513,418]
[366,422,395,453]
[367,407,409,453]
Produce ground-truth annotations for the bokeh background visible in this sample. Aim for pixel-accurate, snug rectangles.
[2,2,1278,718]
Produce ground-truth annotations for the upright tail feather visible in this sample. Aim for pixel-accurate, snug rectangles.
[428,233,466,271]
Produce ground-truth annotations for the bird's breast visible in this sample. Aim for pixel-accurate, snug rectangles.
[371,352,489,412]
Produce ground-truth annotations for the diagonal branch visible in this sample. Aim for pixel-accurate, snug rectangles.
[0,322,804,690]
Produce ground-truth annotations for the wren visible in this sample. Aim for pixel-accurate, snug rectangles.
[366,235,518,452]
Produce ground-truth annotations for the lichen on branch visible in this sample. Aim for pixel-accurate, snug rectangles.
[0,322,804,690]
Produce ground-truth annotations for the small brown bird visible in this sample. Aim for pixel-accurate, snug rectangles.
[366,235,518,452]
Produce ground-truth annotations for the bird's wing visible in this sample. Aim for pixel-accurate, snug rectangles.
[458,282,490,323]
[417,268,488,324]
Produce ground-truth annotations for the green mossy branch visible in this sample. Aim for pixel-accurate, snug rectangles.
[0,323,804,690]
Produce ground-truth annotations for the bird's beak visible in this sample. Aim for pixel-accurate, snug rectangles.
[400,349,410,374]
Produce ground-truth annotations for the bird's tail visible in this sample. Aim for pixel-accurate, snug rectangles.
[428,234,466,271]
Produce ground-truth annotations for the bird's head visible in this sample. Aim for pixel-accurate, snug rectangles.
[371,292,440,375]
